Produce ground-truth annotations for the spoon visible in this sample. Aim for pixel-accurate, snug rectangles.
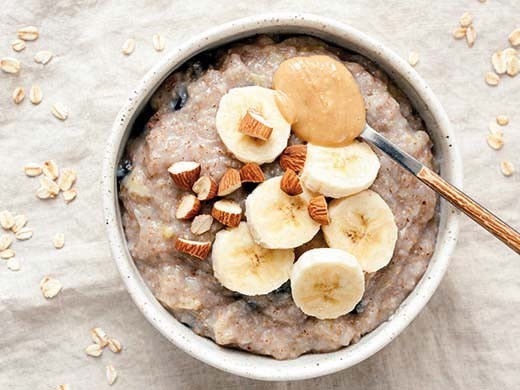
[360,125,520,254]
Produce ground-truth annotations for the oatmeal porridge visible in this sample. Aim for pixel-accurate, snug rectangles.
[119,35,437,360]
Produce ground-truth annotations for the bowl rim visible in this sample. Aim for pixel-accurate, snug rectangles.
[102,12,462,381]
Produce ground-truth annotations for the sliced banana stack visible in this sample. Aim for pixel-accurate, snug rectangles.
[212,222,295,296]
[291,248,365,319]
[216,86,291,164]
[300,141,380,198]
[322,190,398,273]
[245,176,320,249]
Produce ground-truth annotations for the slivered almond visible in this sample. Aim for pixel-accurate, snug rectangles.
[239,163,265,183]
[280,169,303,196]
[211,199,242,227]
[175,194,201,220]
[485,71,500,86]
[308,195,330,225]
[107,337,122,353]
[465,25,476,47]
[192,175,217,201]
[280,144,307,172]
[11,39,26,52]
[17,26,39,41]
[1,57,21,74]
[24,163,42,176]
[51,103,68,120]
[238,109,273,140]
[509,28,520,46]
[217,168,241,196]
[12,87,25,104]
[42,160,59,179]
[175,237,211,260]
[168,161,201,191]
[106,364,117,386]
[492,51,506,74]
[190,214,213,235]
[91,327,109,347]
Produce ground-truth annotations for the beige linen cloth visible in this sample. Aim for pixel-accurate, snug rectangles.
[1,1,519,389]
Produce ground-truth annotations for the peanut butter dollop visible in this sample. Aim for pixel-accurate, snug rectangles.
[273,55,366,146]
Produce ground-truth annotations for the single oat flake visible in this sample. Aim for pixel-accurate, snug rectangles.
[85,343,103,357]
[34,50,53,65]
[15,227,33,241]
[42,160,59,180]
[0,234,12,251]
[459,11,472,28]
[491,51,506,75]
[56,385,71,390]
[63,188,77,203]
[152,34,165,51]
[452,27,467,39]
[40,276,62,298]
[53,232,65,249]
[487,133,504,150]
[12,87,25,104]
[11,39,26,52]
[58,168,76,191]
[122,38,135,55]
[7,257,20,271]
[500,161,515,176]
[506,55,519,76]
[51,103,68,121]
[107,337,122,353]
[29,85,43,104]
[485,71,500,86]
[0,249,15,259]
[465,25,476,47]
[24,163,42,177]
[0,210,15,230]
[36,186,52,200]
[509,27,520,46]
[106,364,117,385]
[1,57,21,74]
[496,115,509,126]
[408,51,419,66]
[12,214,28,233]
[40,176,60,197]
[17,26,39,41]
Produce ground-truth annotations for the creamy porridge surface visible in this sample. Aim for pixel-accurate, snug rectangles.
[119,36,438,359]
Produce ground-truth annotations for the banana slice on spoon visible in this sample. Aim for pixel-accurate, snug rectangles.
[291,248,365,319]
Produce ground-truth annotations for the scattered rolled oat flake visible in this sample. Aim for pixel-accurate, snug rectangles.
[0,234,12,251]
[41,176,60,197]
[85,343,103,357]
[509,27,520,46]
[0,210,15,230]
[506,55,519,76]
[40,276,62,298]
[53,232,65,249]
[0,57,21,74]
[500,161,515,176]
[503,47,518,58]
[63,188,77,203]
[91,327,109,347]
[487,133,504,150]
[106,364,117,385]
[465,25,476,47]
[7,257,20,271]
[58,168,76,191]
[122,38,135,55]
[42,160,59,180]
[152,33,165,51]
[12,214,27,233]
[36,186,52,200]
[459,11,472,27]
[24,163,42,177]
[485,71,500,86]
[34,50,53,65]
[496,115,509,126]
[51,103,68,121]
[107,337,122,353]
[407,51,419,66]
[452,27,467,39]
[11,39,26,52]
[0,249,15,259]
[29,85,43,104]
[15,227,33,241]
[12,87,25,104]
[17,26,39,41]
[56,385,71,390]
[491,51,506,74]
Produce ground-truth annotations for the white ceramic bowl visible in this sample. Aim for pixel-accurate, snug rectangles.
[102,13,462,381]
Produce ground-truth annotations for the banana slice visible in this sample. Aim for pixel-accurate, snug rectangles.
[212,222,295,296]
[245,176,320,249]
[300,141,380,198]
[290,248,364,319]
[216,86,291,164]
[322,190,398,273]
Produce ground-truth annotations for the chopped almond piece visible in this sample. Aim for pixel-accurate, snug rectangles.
[175,194,201,220]
[175,237,211,260]
[238,109,273,140]
[190,214,213,235]
[217,168,241,196]
[192,175,217,200]
[239,163,265,183]
[308,195,330,225]
[211,199,242,227]
[168,161,201,191]
[280,169,303,196]
[279,144,307,172]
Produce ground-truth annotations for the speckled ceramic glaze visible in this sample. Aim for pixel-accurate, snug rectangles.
[102,13,462,381]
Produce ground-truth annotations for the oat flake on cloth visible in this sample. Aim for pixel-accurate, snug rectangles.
[0,1,518,389]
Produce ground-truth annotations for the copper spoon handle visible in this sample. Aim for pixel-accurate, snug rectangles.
[360,125,520,254]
